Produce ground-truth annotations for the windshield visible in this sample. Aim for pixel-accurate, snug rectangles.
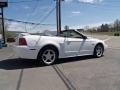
[39,30,57,36]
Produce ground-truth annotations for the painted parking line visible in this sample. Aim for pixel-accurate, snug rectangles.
[108,47,120,50]
[103,37,120,50]
[52,65,76,90]
[4,53,15,60]
[103,37,112,42]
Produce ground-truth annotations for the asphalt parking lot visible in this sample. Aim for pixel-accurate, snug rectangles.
[0,35,120,90]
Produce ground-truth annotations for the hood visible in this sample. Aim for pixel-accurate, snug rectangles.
[87,37,104,43]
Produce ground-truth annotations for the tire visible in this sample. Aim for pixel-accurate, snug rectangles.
[94,44,104,58]
[37,47,58,65]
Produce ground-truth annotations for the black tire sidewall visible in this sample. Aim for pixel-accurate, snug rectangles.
[94,45,104,58]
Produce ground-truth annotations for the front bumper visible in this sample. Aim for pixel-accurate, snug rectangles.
[104,43,108,51]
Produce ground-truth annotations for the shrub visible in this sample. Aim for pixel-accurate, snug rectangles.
[114,33,119,36]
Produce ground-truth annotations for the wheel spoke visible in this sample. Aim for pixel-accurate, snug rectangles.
[96,46,103,56]
[43,54,47,57]
[42,49,56,64]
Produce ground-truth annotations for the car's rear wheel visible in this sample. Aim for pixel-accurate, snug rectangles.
[38,47,58,65]
[94,44,104,58]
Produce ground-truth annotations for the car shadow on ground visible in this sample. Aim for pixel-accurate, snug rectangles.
[0,56,95,70]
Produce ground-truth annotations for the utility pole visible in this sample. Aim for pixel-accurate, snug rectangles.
[55,0,64,35]
[0,0,8,46]
[1,7,5,44]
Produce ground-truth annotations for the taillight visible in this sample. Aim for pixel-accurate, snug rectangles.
[19,38,27,45]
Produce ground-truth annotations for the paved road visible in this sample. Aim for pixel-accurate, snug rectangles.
[0,48,67,90]
[57,49,120,90]
[0,36,120,90]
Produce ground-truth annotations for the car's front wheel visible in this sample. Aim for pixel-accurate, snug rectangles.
[38,47,58,65]
[94,44,104,58]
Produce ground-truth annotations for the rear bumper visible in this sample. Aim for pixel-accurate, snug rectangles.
[12,45,38,59]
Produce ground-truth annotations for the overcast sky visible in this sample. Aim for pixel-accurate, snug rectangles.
[4,0,120,32]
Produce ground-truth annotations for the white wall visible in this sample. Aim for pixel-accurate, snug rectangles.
[0,34,2,39]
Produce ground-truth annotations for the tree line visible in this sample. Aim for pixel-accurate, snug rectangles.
[87,19,120,32]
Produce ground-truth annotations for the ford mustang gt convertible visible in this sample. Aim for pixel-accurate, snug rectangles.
[13,30,107,65]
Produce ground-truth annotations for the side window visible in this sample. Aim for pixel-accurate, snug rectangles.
[60,31,70,37]
[60,30,83,38]
[63,31,69,37]
[69,31,83,38]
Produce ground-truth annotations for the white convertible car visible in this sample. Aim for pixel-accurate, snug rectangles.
[13,30,107,65]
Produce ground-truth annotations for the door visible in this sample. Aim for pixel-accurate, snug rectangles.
[61,30,86,57]
[64,37,84,57]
